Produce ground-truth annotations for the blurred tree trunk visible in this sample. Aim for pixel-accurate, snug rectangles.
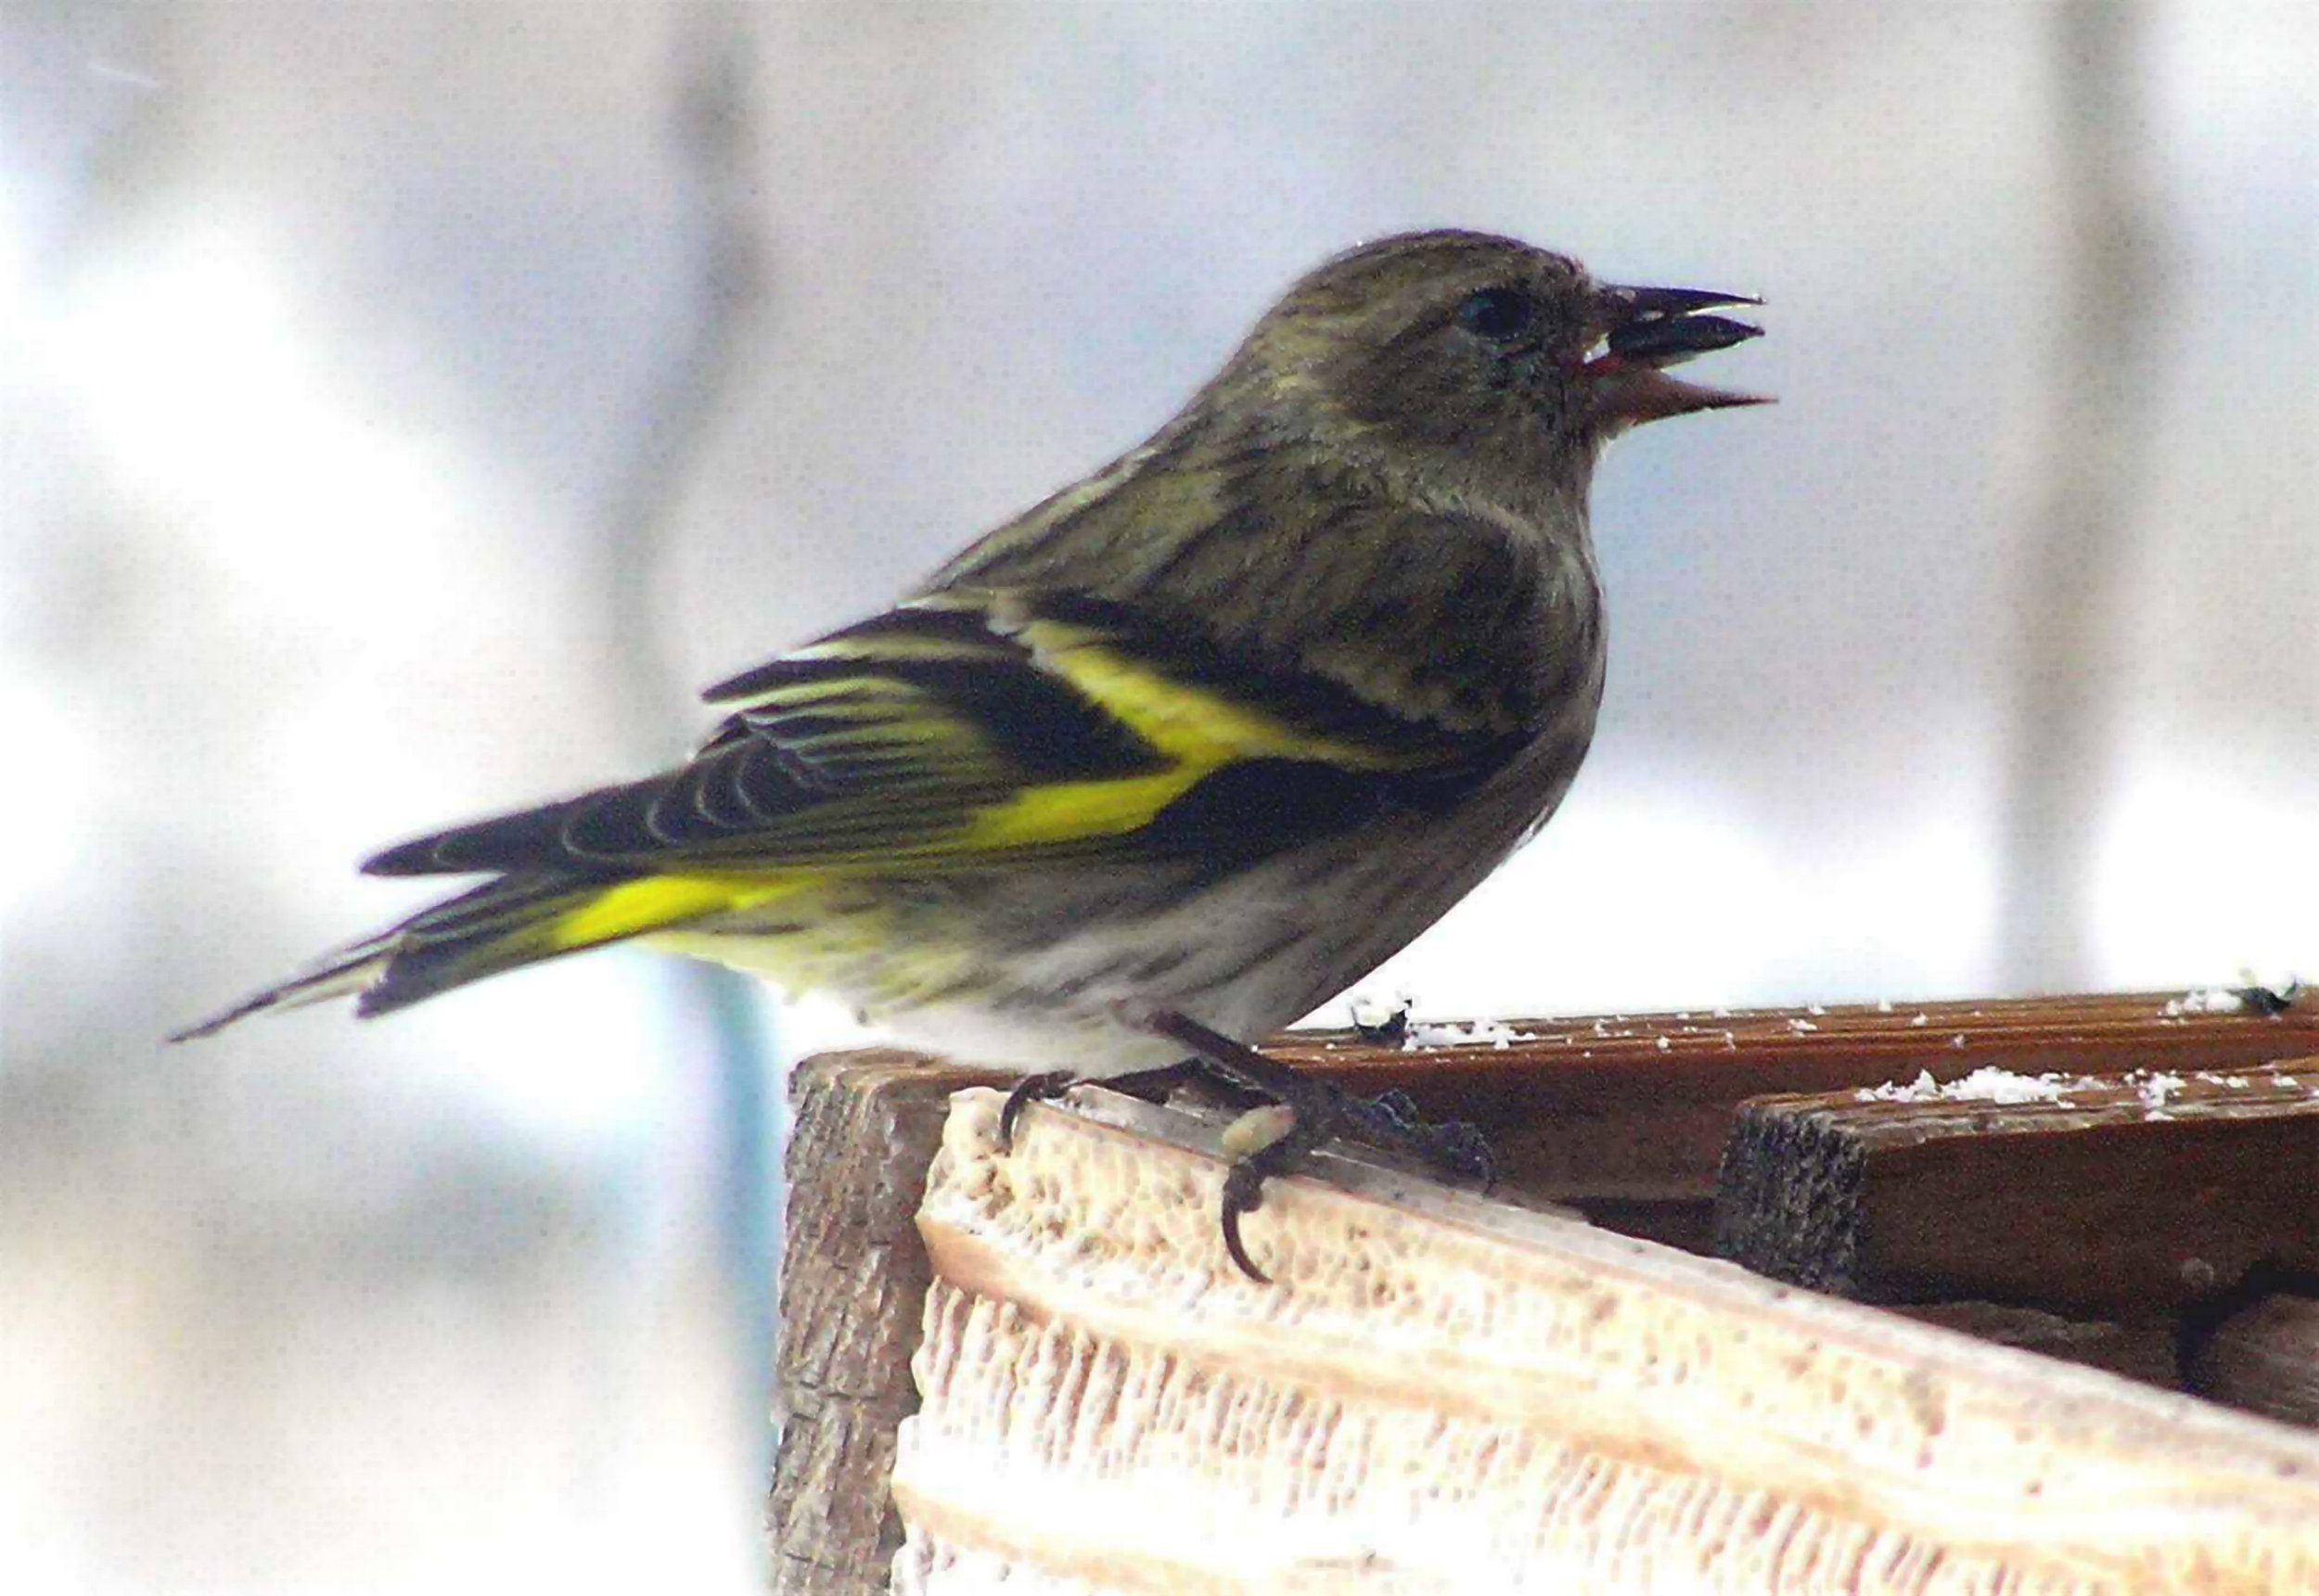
[589,0,786,1508]
[1999,4,2158,985]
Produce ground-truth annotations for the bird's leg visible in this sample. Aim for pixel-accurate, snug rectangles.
[996,1057,1265,1151]
[1129,1007,1496,1282]
[1100,1056,1271,1109]
[1138,1008,1494,1178]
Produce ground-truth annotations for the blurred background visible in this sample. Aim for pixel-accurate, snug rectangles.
[3,3,2313,1590]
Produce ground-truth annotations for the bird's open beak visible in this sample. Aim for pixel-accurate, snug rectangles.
[1583,283,1769,426]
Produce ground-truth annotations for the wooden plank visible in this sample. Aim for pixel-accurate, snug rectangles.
[1271,989,2319,1203]
[2188,1293,2319,1430]
[769,1053,1006,1596]
[896,1084,2319,1593]
[1713,1061,2319,1313]
[775,994,2319,1587]
[1891,1301,2181,1390]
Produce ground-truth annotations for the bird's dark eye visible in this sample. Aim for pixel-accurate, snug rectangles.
[1456,285,1537,342]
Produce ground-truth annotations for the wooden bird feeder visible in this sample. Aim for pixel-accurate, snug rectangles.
[769,991,2319,1593]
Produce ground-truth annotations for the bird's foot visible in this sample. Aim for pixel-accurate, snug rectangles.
[1338,1086,1496,1187]
[996,1057,1266,1150]
[1129,1007,1497,1282]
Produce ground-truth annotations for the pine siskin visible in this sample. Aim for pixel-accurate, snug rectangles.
[178,230,1762,1272]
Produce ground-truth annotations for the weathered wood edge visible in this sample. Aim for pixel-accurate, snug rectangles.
[768,1053,1005,1596]
[1715,1065,2319,1313]
[898,1085,2319,1592]
[1273,990,2319,1201]
[772,994,2319,1590]
[2189,1292,2319,1429]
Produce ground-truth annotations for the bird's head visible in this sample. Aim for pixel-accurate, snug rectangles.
[1222,230,1766,503]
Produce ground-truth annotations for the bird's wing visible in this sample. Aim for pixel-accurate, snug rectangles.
[174,587,1532,1032]
[362,589,1522,885]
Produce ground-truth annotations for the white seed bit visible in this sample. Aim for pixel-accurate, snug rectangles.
[1941,1067,2070,1105]
[1856,1067,2075,1106]
[2136,1071,2185,1113]
[1403,1018,1537,1051]
[1857,1069,1941,1104]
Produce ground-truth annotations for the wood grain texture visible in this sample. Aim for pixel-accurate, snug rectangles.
[775,994,2319,1590]
[1273,990,2319,1202]
[2188,1294,2319,1430]
[769,1052,1007,1596]
[1890,1302,2181,1390]
[896,1085,2319,1593]
[1714,1063,2319,1312]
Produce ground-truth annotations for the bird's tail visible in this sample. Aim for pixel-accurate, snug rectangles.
[170,871,791,1041]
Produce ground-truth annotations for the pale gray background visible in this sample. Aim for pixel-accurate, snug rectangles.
[4,4,2314,1591]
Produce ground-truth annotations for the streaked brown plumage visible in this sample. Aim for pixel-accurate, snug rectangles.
[178,232,1762,1204]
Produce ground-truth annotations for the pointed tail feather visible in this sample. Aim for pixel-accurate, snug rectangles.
[170,872,781,1041]
[167,941,396,1041]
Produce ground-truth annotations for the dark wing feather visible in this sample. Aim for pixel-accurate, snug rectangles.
[363,591,1523,882]
[365,597,1163,877]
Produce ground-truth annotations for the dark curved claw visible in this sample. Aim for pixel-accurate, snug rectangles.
[997,1069,1074,1149]
[1219,1159,1275,1283]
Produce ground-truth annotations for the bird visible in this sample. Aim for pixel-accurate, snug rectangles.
[176,229,1763,1278]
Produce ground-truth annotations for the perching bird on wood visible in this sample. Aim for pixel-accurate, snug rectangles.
[177,230,1764,1278]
